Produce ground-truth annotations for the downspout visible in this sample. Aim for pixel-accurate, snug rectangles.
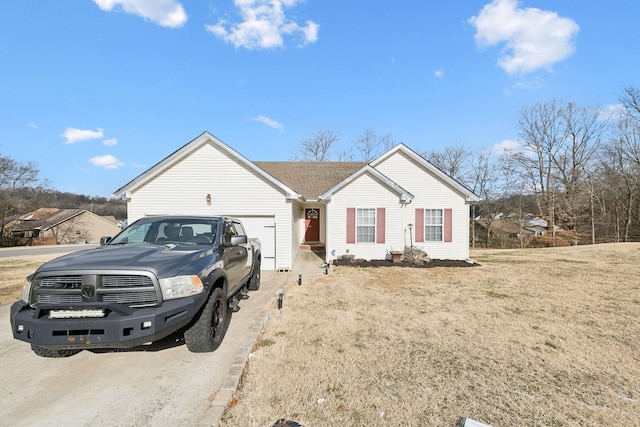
[403,198,412,250]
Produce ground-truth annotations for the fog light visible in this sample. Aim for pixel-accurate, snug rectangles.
[142,321,152,330]
[17,324,24,333]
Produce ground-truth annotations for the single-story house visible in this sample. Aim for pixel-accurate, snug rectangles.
[114,132,479,270]
[6,208,121,245]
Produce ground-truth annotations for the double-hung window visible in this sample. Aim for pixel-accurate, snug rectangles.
[424,209,443,241]
[356,208,376,243]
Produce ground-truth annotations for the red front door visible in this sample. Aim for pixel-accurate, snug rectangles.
[304,208,320,242]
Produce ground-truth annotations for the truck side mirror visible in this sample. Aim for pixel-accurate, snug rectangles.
[231,235,248,245]
[100,236,112,245]
[224,235,247,246]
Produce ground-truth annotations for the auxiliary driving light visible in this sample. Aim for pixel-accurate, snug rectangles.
[142,321,152,330]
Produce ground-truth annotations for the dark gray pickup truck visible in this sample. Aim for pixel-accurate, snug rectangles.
[10,215,261,357]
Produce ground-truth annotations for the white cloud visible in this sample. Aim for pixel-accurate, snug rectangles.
[251,115,284,131]
[602,103,625,120]
[434,69,444,78]
[93,0,187,28]
[491,139,521,154]
[26,121,37,128]
[510,76,543,92]
[206,0,319,49]
[103,138,118,146]
[61,127,104,144]
[89,154,125,170]
[468,0,579,75]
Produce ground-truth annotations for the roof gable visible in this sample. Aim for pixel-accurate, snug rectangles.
[371,143,480,202]
[113,132,301,200]
[319,165,414,202]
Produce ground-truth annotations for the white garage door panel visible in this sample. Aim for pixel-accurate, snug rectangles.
[235,216,275,270]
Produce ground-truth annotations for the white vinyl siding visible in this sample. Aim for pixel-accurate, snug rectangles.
[373,150,470,260]
[326,172,405,261]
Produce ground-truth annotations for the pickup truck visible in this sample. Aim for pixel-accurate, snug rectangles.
[10,215,261,357]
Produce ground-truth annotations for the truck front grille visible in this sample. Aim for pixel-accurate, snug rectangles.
[32,272,160,308]
[40,276,83,289]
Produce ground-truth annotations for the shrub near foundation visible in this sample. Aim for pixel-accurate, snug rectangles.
[222,243,640,427]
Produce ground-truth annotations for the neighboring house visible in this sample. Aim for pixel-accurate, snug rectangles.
[6,208,121,245]
[113,132,479,270]
[474,214,563,248]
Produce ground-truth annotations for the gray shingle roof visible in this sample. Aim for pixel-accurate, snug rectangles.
[254,162,368,200]
[10,208,84,232]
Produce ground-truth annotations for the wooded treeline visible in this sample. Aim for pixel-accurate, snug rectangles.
[0,160,126,231]
[454,87,640,246]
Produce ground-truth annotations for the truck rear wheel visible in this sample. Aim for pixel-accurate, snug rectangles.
[248,258,261,291]
[184,288,231,352]
[31,345,81,358]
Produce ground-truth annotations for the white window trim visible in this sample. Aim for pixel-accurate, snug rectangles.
[424,208,443,242]
[356,208,376,244]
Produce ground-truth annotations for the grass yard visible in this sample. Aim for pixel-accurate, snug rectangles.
[221,243,640,426]
[0,254,60,306]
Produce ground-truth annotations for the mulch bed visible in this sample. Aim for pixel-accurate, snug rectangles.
[332,258,479,268]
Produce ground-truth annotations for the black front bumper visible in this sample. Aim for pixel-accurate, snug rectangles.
[10,296,205,350]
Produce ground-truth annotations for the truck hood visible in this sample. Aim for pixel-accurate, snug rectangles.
[35,244,213,278]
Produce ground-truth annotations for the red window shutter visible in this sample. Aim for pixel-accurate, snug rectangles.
[415,208,424,243]
[346,208,356,244]
[376,208,385,243]
[444,208,452,242]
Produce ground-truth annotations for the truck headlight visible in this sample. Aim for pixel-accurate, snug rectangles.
[159,276,204,300]
[21,276,33,303]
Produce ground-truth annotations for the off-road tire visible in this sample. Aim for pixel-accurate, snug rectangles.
[31,345,81,358]
[248,258,261,291]
[184,288,231,353]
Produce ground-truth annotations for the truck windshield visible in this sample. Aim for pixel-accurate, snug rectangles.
[110,219,219,245]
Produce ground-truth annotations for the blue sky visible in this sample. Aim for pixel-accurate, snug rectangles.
[1,0,638,197]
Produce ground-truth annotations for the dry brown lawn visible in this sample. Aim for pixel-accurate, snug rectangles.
[0,253,64,305]
[221,243,640,427]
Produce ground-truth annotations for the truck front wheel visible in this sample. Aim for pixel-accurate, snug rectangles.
[31,345,81,358]
[184,288,231,352]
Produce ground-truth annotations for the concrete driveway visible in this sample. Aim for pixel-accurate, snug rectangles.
[0,249,327,426]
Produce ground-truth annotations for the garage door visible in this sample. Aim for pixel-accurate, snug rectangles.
[234,216,275,270]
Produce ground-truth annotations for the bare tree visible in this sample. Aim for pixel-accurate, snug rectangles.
[552,103,608,237]
[0,156,48,238]
[468,150,498,247]
[294,129,341,161]
[508,100,566,242]
[353,128,395,162]
[424,144,473,187]
[600,117,640,241]
[620,86,640,123]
